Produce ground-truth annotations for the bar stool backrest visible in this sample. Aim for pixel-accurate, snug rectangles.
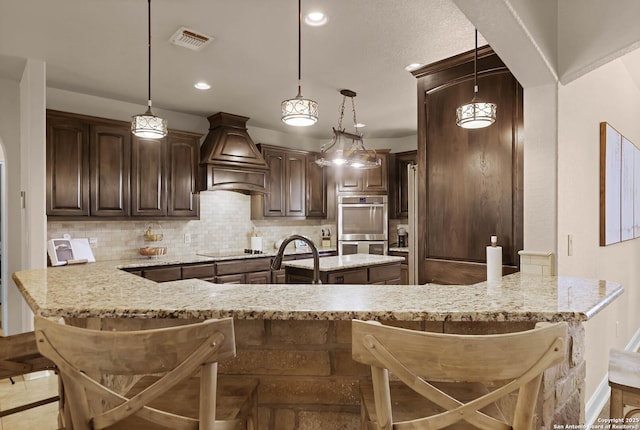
[352,320,568,430]
[35,316,236,430]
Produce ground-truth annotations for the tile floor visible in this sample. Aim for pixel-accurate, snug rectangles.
[0,373,60,430]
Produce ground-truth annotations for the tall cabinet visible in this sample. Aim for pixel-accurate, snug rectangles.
[46,110,200,219]
[412,47,523,285]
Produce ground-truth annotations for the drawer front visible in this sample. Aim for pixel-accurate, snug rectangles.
[327,268,368,284]
[369,264,402,284]
[246,270,271,284]
[215,274,245,284]
[182,263,216,279]
[216,257,272,276]
[142,266,182,282]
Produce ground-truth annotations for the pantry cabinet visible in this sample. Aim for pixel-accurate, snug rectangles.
[46,110,201,219]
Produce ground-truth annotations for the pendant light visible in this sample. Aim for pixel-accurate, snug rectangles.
[455,29,497,129]
[281,0,318,127]
[131,0,167,139]
[316,89,380,169]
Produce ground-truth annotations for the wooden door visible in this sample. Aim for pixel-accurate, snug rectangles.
[414,47,523,285]
[285,151,306,217]
[306,154,327,218]
[89,124,131,217]
[337,168,363,193]
[167,132,200,218]
[131,136,166,217]
[362,152,388,193]
[46,115,89,216]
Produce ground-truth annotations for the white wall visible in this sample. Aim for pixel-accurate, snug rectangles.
[557,58,640,402]
[0,76,26,334]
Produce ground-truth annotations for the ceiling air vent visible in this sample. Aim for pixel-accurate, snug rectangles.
[169,27,213,51]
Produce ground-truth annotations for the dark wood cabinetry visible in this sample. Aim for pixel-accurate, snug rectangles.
[336,150,389,194]
[412,47,523,284]
[46,110,200,220]
[389,151,416,219]
[46,115,89,216]
[388,251,409,284]
[286,261,401,284]
[252,144,326,219]
[90,124,131,217]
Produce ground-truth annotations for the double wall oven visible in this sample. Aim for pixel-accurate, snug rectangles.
[337,195,388,255]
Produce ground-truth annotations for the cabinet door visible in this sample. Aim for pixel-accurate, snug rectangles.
[285,152,306,217]
[167,133,199,218]
[362,153,388,193]
[131,136,166,217]
[90,124,131,217]
[306,154,327,218]
[337,168,363,193]
[46,116,89,216]
[263,149,285,216]
[246,270,271,284]
[215,274,244,284]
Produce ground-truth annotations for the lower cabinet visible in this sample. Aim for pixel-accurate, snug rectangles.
[388,251,409,284]
[214,258,272,284]
[286,262,401,284]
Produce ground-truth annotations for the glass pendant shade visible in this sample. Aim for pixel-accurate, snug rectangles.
[456,29,496,130]
[132,104,168,138]
[131,0,166,139]
[281,88,319,126]
[282,0,318,127]
[456,99,497,129]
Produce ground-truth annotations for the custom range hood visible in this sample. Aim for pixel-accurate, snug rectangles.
[198,112,269,194]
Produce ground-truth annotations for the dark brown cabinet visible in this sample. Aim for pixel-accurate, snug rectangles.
[389,151,416,219]
[252,144,327,219]
[412,47,523,284]
[46,115,89,216]
[46,110,200,220]
[90,124,131,217]
[336,150,389,194]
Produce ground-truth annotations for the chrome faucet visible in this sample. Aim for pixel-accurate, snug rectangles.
[271,235,322,284]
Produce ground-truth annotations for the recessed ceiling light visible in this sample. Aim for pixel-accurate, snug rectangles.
[404,63,423,72]
[304,12,328,26]
[194,82,211,90]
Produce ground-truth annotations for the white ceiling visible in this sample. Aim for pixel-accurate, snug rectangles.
[1,0,640,140]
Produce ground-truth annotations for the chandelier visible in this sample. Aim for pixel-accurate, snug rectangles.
[315,89,380,169]
[281,0,318,126]
[131,0,167,139]
[455,29,497,129]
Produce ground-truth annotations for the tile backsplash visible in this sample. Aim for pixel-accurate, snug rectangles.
[47,191,335,261]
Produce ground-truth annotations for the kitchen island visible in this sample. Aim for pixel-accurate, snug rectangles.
[282,253,405,284]
[13,263,623,429]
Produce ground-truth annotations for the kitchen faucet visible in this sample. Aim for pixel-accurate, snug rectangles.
[271,235,322,284]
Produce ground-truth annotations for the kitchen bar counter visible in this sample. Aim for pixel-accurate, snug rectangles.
[282,253,404,271]
[13,263,621,322]
[12,266,623,428]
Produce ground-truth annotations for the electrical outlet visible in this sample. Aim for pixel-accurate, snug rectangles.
[184,233,191,244]
[567,234,573,256]
[89,237,98,247]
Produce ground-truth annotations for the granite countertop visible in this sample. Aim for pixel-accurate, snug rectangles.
[282,254,404,271]
[13,259,623,322]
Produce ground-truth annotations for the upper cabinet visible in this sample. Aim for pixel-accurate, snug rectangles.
[46,110,201,220]
[251,144,327,219]
[336,150,389,194]
[389,150,417,219]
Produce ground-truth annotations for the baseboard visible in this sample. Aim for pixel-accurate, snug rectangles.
[584,327,640,425]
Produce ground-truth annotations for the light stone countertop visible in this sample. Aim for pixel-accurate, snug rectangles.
[13,258,623,322]
[282,254,404,271]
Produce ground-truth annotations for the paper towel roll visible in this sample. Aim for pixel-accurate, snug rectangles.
[486,246,502,282]
[251,236,263,252]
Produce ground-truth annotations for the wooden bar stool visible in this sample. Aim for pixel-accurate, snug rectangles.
[0,331,60,418]
[34,316,258,430]
[609,349,640,420]
[352,320,567,430]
